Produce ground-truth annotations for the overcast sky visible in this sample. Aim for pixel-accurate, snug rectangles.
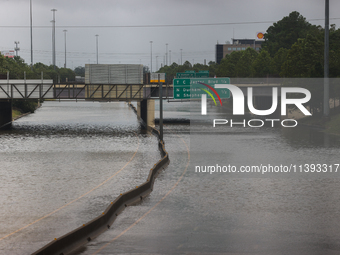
[1,0,340,71]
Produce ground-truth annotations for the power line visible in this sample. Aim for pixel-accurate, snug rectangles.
[1,18,340,29]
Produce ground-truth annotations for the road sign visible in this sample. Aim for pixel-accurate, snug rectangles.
[150,73,166,83]
[173,78,230,99]
[196,71,209,78]
[176,72,196,78]
[176,70,209,78]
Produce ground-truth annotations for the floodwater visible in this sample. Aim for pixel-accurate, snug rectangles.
[1,100,340,255]
[0,101,161,255]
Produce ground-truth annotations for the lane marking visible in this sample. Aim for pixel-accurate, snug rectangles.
[0,133,141,242]
[91,130,190,255]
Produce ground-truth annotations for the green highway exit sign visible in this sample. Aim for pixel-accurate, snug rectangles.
[173,78,230,99]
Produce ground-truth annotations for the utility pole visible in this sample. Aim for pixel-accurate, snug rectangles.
[14,41,20,57]
[156,55,158,71]
[169,50,171,65]
[324,0,330,118]
[63,30,67,68]
[95,34,99,64]
[30,0,33,68]
[51,9,57,70]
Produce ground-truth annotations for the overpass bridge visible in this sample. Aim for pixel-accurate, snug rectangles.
[0,79,174,129]
[0,77,284,129]
[0,80,173,101]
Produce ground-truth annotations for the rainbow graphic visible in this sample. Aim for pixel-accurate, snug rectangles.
[197,82,223,106]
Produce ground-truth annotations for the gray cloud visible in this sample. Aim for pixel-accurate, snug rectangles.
[0,0,339,69]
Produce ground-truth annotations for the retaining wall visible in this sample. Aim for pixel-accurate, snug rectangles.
[0,100,12,129]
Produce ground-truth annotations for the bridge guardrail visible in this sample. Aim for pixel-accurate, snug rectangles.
[31,105,169,255]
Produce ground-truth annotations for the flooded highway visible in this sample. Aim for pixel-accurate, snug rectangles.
[1,100,340,255]
[0,101,161,255]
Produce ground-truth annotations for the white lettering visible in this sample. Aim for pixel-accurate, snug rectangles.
[247,87,278,115]
[281,87,311,116]
[213,119,228,127]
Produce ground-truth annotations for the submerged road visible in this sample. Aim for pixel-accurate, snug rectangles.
[1,101,340,254]
[0,101,161,255]
[75,101,340,255]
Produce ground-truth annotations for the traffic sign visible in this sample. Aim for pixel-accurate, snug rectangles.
[150,73,166,83]
[176,70,209,78]
[173,78,230,99]
[176,72,196,78]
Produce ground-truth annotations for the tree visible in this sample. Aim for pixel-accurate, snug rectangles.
[59,68,75,82]
[262,11,318,57]
[281,34,323,78]
[252,50,272,77]
[271,48,288,76]
[235,48,258,77]
[74,66,85,76]
[215,51,243,77]
[280,34,324,114]
[329,25,340,77]
[157,60,213,84]
[193,63,208,73]
[208,61,217,77]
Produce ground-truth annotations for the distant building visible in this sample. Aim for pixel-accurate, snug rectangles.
[215,39,263,64]
[1,50,15,58]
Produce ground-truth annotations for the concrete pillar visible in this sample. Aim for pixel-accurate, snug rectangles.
[0,100,12,129]
[137,101,142,119]
[137,99,155,128]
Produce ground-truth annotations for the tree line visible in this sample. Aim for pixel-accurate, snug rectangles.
[0,55,86,82]
[1,11,340,115]
[0,56,84,113]
[157,11,340,115]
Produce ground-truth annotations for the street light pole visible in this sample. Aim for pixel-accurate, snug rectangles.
[63,30,67,68]
[165,43,168,66]
[156,55,158,71]
[51,9,57,70]
[150,41,153,72]
[180,49,182,65]
[95,34,99,64]
[30,0,33,68]
[159,73,163,141]
[324,0,330,118]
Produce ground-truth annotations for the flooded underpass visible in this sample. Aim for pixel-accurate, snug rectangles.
[1,100,340,255]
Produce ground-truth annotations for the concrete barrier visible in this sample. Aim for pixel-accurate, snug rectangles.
[31,104,169,255]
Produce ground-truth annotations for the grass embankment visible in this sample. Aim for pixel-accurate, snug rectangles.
[12,100,40,121]
[299,111,340,136]
[12,109,23,120]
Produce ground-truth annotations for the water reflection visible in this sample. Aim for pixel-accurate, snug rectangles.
[281,126,340,148]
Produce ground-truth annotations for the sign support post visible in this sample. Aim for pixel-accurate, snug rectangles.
[159,74,163,141]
